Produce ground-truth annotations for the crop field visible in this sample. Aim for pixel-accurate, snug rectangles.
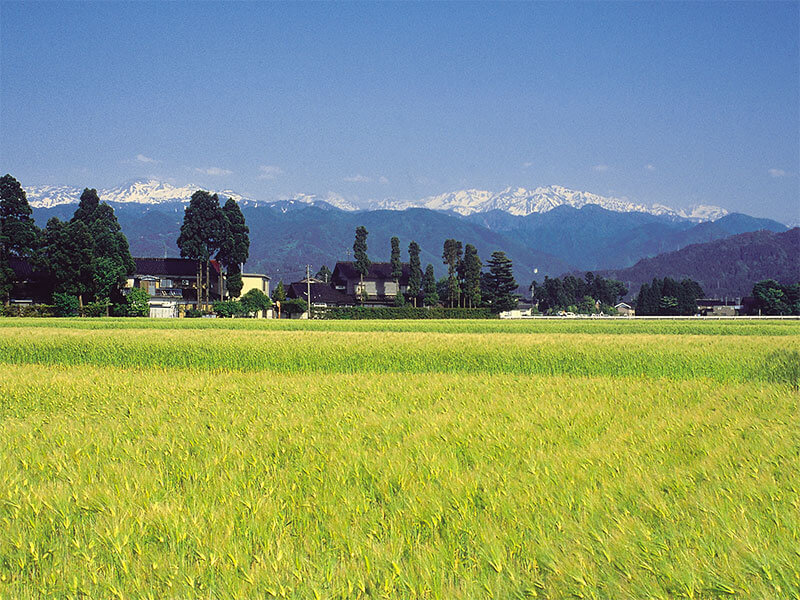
[0,319,798,599]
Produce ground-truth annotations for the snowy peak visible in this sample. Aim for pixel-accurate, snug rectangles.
[24,179,728,223]
[26,179,249,208]
[374,185,728,222]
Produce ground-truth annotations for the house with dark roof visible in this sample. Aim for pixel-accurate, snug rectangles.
[126,258,221,317]
[7,258,50,304]
[331,261,410,305]
[286,279,353,308]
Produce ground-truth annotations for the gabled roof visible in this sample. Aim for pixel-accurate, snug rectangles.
[8,258,37,280]
[286,281,353,305]
[332,261,410,285]
[134,258,220,277]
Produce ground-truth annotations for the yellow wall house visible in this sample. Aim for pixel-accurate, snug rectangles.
[240,273,272,318]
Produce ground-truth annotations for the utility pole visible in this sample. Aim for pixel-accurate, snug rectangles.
[306,264,312,320]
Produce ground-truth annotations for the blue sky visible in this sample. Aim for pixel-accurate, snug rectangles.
[1,1,798,223]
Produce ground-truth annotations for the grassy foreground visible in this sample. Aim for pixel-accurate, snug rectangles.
[1,320,798,599]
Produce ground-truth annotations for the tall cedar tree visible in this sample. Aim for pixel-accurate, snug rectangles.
[422,264,439,306]
[315,265,332,283]
[177,191,226,308]
[0,175,39,303]
[71,189,135,309]
[390,236,402,293]
[485,251,518,312]
[442,239,463,307]
[218,197,250,298]
[353,226,370,303]
[38,218,94,306]
[463,244,482,308]
[407,241,422,307]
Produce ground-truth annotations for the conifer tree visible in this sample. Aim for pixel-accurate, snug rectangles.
[315,265,332,283]
[463,244,482,308]
[353,226,370,303]
[485,251,518,312]
[177,190,226,308]
[218,197,249,298]
[422,264,439,307]
[0,174,39,303]
[390,236,402,299]
[407,241,422,307]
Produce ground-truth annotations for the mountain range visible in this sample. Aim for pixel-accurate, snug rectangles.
[25,179,791,292]
[26,179,729,221]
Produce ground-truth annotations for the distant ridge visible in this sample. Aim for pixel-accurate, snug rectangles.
[595,228,800,300]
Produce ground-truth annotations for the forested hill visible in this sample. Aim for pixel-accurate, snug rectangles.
[596,228,799,300]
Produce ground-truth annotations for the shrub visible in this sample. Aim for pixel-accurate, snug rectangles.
[282,298,308,316]
[185,308,203,318]
[85,299,111,318]
[213,300,246,318]
[240,289,272,316]
[126,288,151,317]
[53,293,80,317]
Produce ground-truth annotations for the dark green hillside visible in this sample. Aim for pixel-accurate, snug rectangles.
[597,228,799,299]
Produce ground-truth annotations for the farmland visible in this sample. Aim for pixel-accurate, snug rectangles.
[0,319,798,599]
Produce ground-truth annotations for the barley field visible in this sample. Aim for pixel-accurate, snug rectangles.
[0,319,798,599]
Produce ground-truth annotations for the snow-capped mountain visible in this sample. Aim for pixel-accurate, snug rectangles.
[372,185,728,222]
[26,179,250,209]
[25,179,727,223]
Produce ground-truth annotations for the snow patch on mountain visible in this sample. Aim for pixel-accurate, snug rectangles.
[25,179,728,222]
[373,185,728,222]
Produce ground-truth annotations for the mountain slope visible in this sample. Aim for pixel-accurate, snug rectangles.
[466,205,787,271]
[595,228,800,300]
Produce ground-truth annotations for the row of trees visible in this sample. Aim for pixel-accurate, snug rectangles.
[1,174,137,314]
[751,280,800,315]
[636,277,704,316]
[531,273,628,314]
[343,227,519,312]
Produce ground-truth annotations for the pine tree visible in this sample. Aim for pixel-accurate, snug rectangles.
[0,174,39,303]
[442,239,463,307]
[485,251,518,312]
[463,244,482,308]
[407,241,422,307]
[38,218,94,308]
[390,236,402,300]
[422,264,439,307]
[353,226,370,303]
[218,197,250,299]
[315,265,332,283]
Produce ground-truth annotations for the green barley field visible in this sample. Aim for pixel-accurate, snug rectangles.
[0,319,798,599]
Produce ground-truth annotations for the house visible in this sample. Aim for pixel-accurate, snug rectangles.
[614,302,635,316]
[331,261,410,305]
[126,258,221,317]
[696,298,740,317]
[7,258,50,304]
[285,278,353,317]
[239,272,272,318]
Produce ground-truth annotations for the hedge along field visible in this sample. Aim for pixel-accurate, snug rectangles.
[0,322,799,599]
[0,316,799,336]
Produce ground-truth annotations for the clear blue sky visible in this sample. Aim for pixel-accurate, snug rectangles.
[1,1,798,223]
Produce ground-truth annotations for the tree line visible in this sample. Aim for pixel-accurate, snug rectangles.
[313,226,520,312]
[531,273,628,314]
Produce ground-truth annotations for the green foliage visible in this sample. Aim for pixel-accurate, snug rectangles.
[390,236,402,281]
[126,287,151,317]
[463,244,482,308]
[84,299,111,318]
[240,288,272,316]
[485,251,518,312]
[752,279,799,315]
[315,265,332,283]
[52,293,79,317]
[0,174,40,302]
[218,197,250,269]
[533,272,627,313]
[422,264,439,306]
[407,241,422,305]
[213,300,246,318]
[636,277,704,316]
[271,280,286,303]
[38,219,94,301]
[1,304,55,318]
[226,268,244,298]
[393,289,406,306]
[184,308,203,318]
[282,297,308,316]
[353,226,370,303]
